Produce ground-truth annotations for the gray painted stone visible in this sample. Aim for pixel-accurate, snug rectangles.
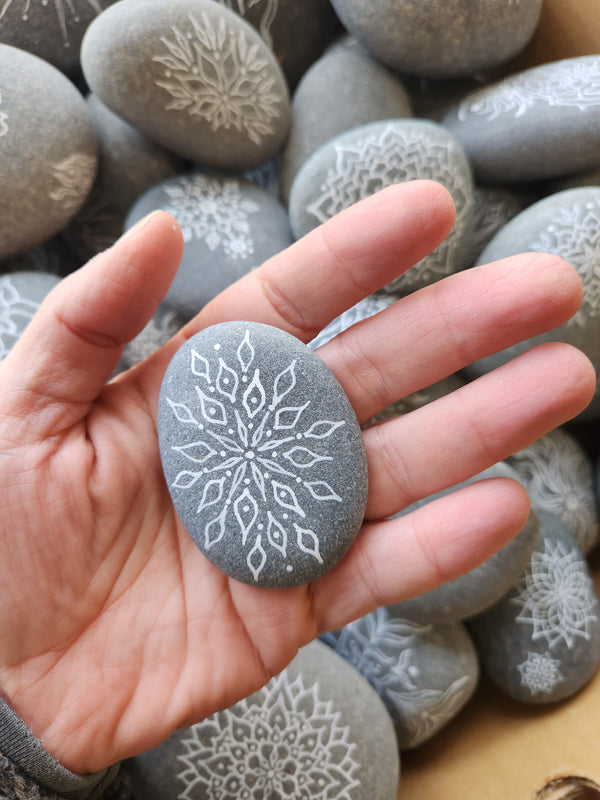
[321,607,479,750]
[288,118,474,295]
[507,428,600,555]
[388,462,540,624]
[0,271,61,362]
[443,56,600,183]
[0,0,119,76]
[462,188,600,420]
[125,172,292,321]
[279,36,412,203]
[462,185,523,268]
[329,0,542,78]
[158,321,368,588]
[124,640,400,800]
[81,0,290,170]
[468,512,600,704]
[0,44,97,260]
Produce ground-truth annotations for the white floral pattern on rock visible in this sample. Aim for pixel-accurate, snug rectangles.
[511,539,598,649]
[216,0,278,49]
[176,671,360,800]
[162,175,260,259]
[517,651,565,696]
[166,328,346,581]
[458,57,600,121]
[153,12,282,145]
[0,277,41,362]
[48,152,97,214]
[0,0,104,48]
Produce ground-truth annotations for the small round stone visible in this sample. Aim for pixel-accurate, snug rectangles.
[0,271,61,363]
[158,321,368,588]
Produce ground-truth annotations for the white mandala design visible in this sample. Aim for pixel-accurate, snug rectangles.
[0,91,8,137]
[327,608,473,748]
[162,175,260,259]
[511,539,598,649]
[0,278,41,362]
[458,57,600,121]
[527,199,600,326]
[153,12,282,145]
[517,651,564,696]
[167,329,346,581]
[48,152,97,214]
[216,0,278,49]
[176,672,360,800]
[0,0,104,48]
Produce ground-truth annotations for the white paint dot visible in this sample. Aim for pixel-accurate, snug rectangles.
[286,565,293,572]
[214,343,221,350]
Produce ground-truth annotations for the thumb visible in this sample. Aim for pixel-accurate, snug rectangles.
[0,210,184,441]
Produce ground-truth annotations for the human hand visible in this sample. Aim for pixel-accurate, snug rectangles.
[0,181,593,775]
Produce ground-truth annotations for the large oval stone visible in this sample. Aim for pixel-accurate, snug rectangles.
[81,0,290,169]
[158,321,368,588]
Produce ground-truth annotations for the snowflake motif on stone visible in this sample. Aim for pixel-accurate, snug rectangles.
[309,294,395,350]
[216,0,278,49]
[458,57,600,122]
[48,153,97,214]
[0,0,104,48]
[166,328,346,581]
[0,91,8,138]
[517,651,565,696]
[162,175,260,260]
[153,12,281,145]
[327,608,473,748]
[511,539,599,649]
[306,125,470,289]
[527,199,600,327]
[176,671,360,800]
[0,278,41,362]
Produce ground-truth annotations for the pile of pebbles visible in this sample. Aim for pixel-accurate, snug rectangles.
[2,0,600,794]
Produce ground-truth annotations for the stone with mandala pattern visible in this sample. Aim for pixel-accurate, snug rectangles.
[461,185,523,268]
[0,44,97,260]
[288,118,474,295]
[0,271,61,363]
[124,641,399,800]
[81,0,290,169]
[158,321,368,587]
[462,187,600,420]
[125,172,292,321]
[443,56,600,182]
[468,511,600,704]
[321,607,479,750]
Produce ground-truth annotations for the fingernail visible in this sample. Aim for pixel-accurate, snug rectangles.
[119,209,164,242]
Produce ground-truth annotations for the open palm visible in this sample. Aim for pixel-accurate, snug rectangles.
[0,181,593,775]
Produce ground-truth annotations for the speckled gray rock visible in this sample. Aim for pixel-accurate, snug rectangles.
[0,44,97,260]
[468,512,600,704]
[158,321,368,587]
[0,0,119,76]
[461,185,523,268]
[214,0,340,90]
[443,56,600,183]
[0,271,61,362]
[388,462,540,624]
[81,0,290,170]
[321,607,479,750]
[279,37,412,203]
[462,187,600,420]
[125,172,292,321]
[288,118,474,295]
[507,428,599,555]
[329,0,542,78]
[308,293,397,350]
[124,640,399,800]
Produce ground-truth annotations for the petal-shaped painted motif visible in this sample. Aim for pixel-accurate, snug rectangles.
[247,534,267,580]
[283,446,332,468]
[272,481,305,517]
[237,328,255,373]
[304,480,343,503]
[250,461,267,501]
[197,477,225,514]
[243,369,266,418]
[294,524,323,564]
[191,349,211,381]
[234,488,259,545]
[266,511,288,557]
[207,430,244,453]
[196,386,227,425]
[216,357,239,402]
[172,470,203,489]
[270,359,296,409]
[173,440,216,464]
[205,509,228,549]
[167,398,199,426]
[274,402,309,430]
[303,420,346,439]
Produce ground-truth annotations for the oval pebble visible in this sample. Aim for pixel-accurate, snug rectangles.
[81,0,290,170]
[158,321,368,588]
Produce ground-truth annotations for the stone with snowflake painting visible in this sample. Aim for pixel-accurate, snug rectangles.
[123,640,400,800]
[157,321,368,588]
[461,187,600,421]
[442,56,600,183]
[81,0,290,170]
[125,172,293,322]
[329,0,542,79]
[0,44,97,261]
[468,511,600,704]
[278,36,413,204]
[387,462,540,625]
[287,118,474,296]
[460,185,524,269]
[0,271,61,364]
[321,607,479,750]
[506,428,600,556]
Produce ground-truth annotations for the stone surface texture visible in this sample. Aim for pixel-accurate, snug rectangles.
[158,321,368,588]
[0,271,61,362]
